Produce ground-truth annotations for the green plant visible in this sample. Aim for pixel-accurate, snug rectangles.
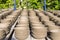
[0,0,60,10]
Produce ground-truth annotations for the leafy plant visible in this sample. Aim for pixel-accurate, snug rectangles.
[0,0,60,10]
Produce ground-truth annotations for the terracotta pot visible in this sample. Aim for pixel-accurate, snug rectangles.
[6,18,16,22]
[6,15,16,20]
[41,19,49,24]
[14,27,30,40]
[41,16,49,20]
[31,27,47,39]
[48,25,60,32]
[0,23,10,34]
[0,15,2,19]
[31,23,43,27]
[21,12,28,16]
[43,21,55,26]
[18,19,28,24]
[30,20,40,24]
[57,13,60,17]
[53,19,58,23]
[30,18,39,21]
[0,29,6,40]
[1,18,15,25]
[56,21,60,26]
[1,19,12,23]
[49,17,54,21]
[16,24,29,28]
[50,31,60,40]
[29,11,36,16]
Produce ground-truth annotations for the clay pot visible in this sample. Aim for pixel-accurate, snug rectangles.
[57,13,60,17]
[31,23,43,27]
[43,21,55,26]
[14,27,30,40]
[30,18,39,21]
[31,26,47,39]
[19,20,28,24]
[41,16,49,20]
[29,11,36,16]
[31,22,41,25]
[6,15,17,20]
[53,12,57,16]
[0,14,2,19]
[21,12,28,16]
[1,18,15,25]
[19,22,28,24]
[30,20,40,24]
[20,16,28,20]
[11,13,19,16]
[6,18,16,22]
[16,24,29,28]
[0,29,6,40]
[29,16,39,19]
[49,17,54,21]
[41,19,50,25]
[1,19,12,23]
[48,25,60,32]
[0,23,10,34]
[50,31,60,40]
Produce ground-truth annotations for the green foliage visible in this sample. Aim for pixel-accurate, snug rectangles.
[46,0,60,10]
[0,0,13,9]
[0,0,60,10]
[28,0,43,9]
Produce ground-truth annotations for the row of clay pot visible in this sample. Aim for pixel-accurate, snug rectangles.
[36,10,60,40]
[0,9,21,40]
[37,10,60,26]
[14,9,30,40]
[37,11,60,32]
[48,10,60,17]
[0,9,13,19]
[0,9,8,13]
[21,9,28,16]
[29,10,47,39]
[45,12,60,26]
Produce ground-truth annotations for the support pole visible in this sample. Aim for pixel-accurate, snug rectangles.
[44,0,46,11]
[14,0,16,10]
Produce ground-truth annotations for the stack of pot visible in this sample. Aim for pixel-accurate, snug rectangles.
[14,9,30,40]
[29,10,47,39]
